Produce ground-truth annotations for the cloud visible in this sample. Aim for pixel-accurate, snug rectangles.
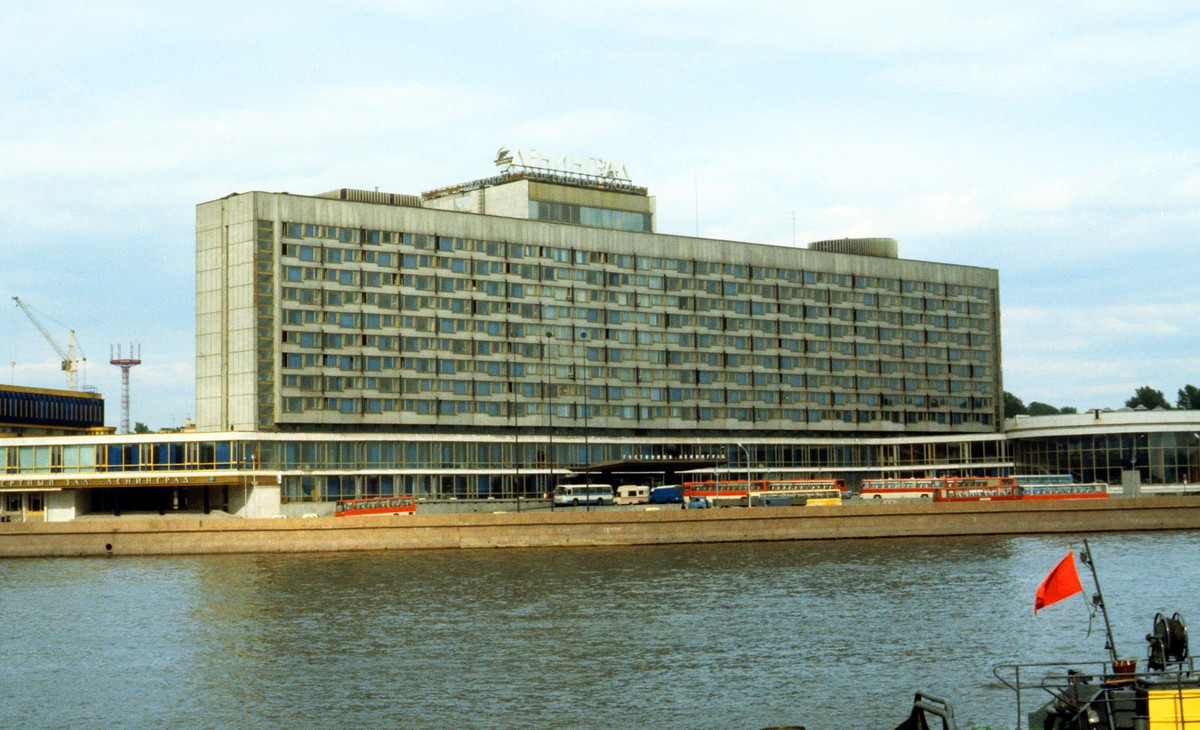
[0,83,504,239]
[3,2,1199,428]
[1002,302,1199,407]
[1006,303,1194,343]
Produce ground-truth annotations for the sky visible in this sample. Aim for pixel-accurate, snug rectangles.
[1,1,1197,430]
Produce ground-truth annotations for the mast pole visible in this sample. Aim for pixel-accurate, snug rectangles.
[1080,538,1120,664]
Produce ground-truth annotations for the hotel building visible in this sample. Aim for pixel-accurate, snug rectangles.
[4,151,1046,520]
[199,152,1001,438]
[188,151,1006,506]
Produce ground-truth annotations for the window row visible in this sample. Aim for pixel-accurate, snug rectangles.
[4,430,1010,478]
[279,349,996,378]
[528,200,652,232]
[0,391,104,429]
[281,224,992,299]
[280,397,994,422]
[279,259,993,316]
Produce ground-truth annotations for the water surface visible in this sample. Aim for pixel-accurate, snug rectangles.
[2,531,1197,728]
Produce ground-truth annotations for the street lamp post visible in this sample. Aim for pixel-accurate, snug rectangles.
[543,331,554,507]
[579,330,591,512]
[736,442,752,507]
[510,326,520,506]
[243,453,255,519]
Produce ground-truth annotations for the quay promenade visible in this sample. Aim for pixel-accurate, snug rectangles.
[2,496,1199,558]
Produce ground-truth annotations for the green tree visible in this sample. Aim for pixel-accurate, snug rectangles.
[1125,386,1171,410]
[1177,385,1200,410]
[1060,406,1078,414]
[1004,391,1027,418]
[133,422,151,434]
[1027,402,1061,416]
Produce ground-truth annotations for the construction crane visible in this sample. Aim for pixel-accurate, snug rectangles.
[11,296,86,390]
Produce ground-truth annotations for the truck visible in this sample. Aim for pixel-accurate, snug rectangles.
[647,485,684,504]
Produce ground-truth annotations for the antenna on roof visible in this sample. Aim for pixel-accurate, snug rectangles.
[694,171,699,236]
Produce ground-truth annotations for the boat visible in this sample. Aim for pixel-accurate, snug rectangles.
[992,613,1195,730]
[893,541,1198,729]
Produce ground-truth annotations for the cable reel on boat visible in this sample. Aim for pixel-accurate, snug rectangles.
[1146,611,1188,671]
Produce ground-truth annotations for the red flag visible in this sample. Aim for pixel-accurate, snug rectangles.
[1034,551,1084,614]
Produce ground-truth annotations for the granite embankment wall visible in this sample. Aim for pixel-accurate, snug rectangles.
[3,497,1199,558]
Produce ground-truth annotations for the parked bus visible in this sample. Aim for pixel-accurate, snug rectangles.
[859,478,945,500]
[932,476,1019,502]
[1013,474,1110,499]
[1018,482,1110,500]
[1013,474,1076,487]
[754,488,845,507]
[683,479,758,499]
[946,476,1017,489]
[683,478,845,506]
[933,483,1021,502]
[335,495,416,517]
[760,478,846,496]
[796,488,844,506]
[553,484,614,506]
[1011,474,1110,500]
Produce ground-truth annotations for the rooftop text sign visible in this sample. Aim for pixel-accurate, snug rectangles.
[494,147,630,183]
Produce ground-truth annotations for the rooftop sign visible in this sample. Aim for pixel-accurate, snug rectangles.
[494,147,631,183]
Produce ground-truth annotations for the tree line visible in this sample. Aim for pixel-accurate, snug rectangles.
[1006,384,1200,419]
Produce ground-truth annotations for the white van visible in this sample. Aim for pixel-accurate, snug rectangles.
[553,484,614,506]
[614,485,650,505]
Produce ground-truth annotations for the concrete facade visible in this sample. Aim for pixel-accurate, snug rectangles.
[421,175,657,231]
[196,178,1001,438]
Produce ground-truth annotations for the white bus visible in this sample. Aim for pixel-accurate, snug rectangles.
[553,484,615,506]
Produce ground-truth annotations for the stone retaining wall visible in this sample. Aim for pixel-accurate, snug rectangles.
[2,497,1198,558]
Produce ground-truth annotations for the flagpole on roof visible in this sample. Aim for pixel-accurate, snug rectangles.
[1079,538,1119,664]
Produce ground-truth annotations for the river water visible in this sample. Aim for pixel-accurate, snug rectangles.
[2,531,1198,729]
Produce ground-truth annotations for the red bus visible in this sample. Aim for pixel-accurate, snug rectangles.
[682,478,845,506]
[682,479,764,500]
[859,477,946,500]
[334,495,416,517]
[933,476,1019,503]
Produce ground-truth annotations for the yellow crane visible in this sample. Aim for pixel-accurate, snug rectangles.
[11,296,86,390]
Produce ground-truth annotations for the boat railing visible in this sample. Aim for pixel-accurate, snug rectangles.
[993,658,1197,728]
[893,691,958,730]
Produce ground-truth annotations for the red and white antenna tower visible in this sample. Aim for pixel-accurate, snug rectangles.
[110,344,142,434]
